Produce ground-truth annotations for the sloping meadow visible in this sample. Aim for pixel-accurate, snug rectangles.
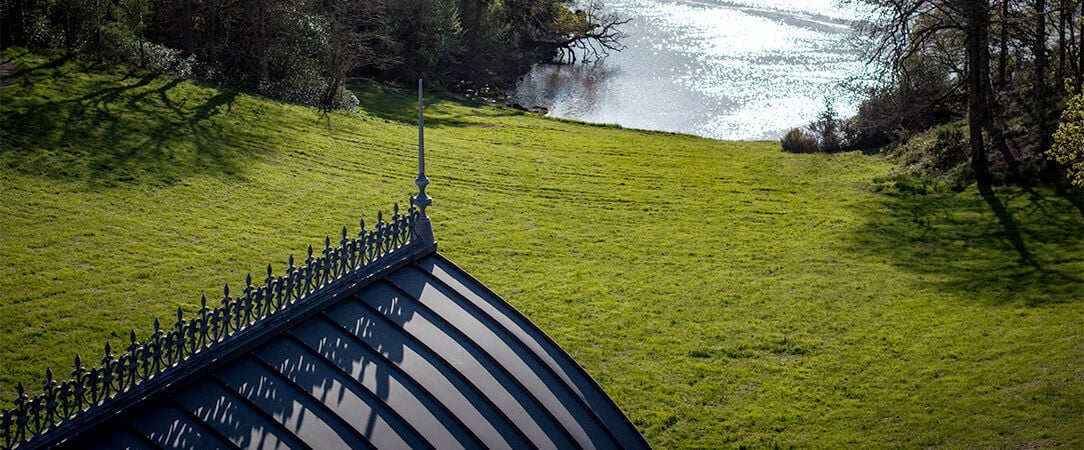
[2,49,1082,447]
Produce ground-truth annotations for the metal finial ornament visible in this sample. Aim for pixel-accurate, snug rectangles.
[412,78,435,245]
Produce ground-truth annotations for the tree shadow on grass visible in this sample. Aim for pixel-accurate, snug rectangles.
[1055,184,1084,218]
[6,49,73,79]
[979,186,1035,266]
[348,80,520,128]
[0,54,249,187]
[847,186,1084,306]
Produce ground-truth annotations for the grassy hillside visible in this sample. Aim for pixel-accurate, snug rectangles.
[2,49,1082,448]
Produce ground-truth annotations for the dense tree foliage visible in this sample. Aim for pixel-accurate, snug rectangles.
[0,0,626,108]
[1050,88,1084,186]
[838,0,1084,186]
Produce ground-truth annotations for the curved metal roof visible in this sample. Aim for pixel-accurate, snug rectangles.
[49,251,647,449]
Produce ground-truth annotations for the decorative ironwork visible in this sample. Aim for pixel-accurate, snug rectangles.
[412,79,435,246]
[0,204,423,450]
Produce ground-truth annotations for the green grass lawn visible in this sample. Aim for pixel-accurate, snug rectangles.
[2,49,1082,448]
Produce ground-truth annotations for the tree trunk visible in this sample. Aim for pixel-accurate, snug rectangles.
[458,0,479,50]
[1071,1,1080,85]
[1058,0,1068,86]
[1035,0,1052,152]
[182,0,194,55]
[998,0,1009,91]
[256,0,269,87]
[966,0,993,190]
[1,0,28,48]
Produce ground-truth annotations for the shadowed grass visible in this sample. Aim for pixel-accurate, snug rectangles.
[2,49,1082,448]
[0,52,256,186]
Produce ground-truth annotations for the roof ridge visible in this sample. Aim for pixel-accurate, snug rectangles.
[0,202,430,450]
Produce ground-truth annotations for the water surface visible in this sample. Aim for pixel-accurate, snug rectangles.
[512,0,866,140]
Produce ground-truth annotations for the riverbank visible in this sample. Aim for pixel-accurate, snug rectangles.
[2,49,1082,447]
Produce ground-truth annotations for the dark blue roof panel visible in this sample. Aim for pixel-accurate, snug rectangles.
[55,253,648,449]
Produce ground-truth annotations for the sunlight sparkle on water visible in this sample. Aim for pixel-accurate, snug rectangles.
[512,0,867,140]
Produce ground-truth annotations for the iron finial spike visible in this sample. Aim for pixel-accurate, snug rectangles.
[413,78,435,245]
[415,78,431,212]
[418,78,425,181]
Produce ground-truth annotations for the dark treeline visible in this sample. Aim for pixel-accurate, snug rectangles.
[0,0,626,109]
[785,0,1084,189]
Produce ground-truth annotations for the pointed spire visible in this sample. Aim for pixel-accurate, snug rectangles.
[413,78,435,245]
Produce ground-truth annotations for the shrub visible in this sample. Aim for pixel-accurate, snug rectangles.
[848,55,963,151]
[119,41,200,80]
[256,60,325,107]
[784,100,847,153]
[780,128,820,153]
[809,100,843,152]
[1050,91,1084,187]
[889,121,973,190]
